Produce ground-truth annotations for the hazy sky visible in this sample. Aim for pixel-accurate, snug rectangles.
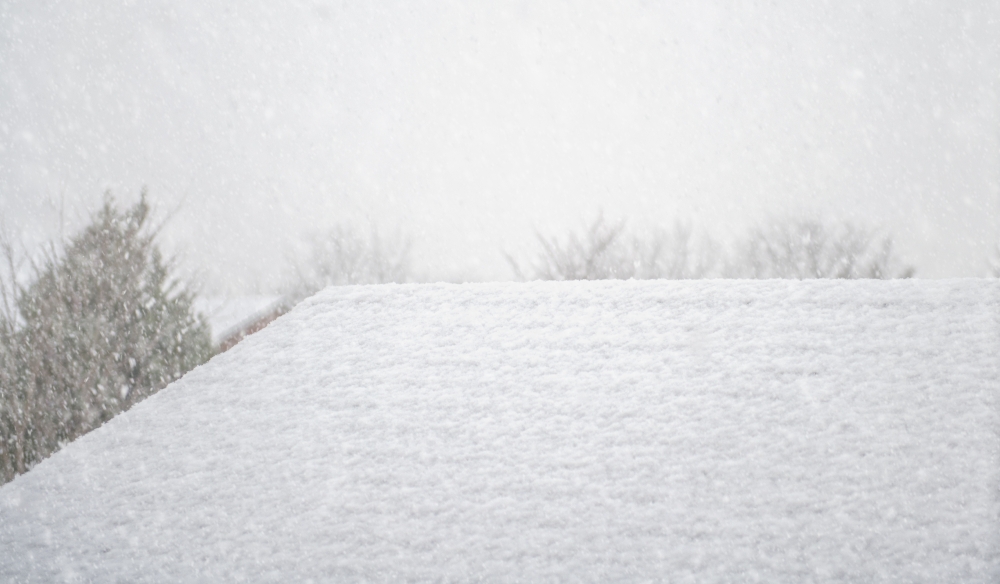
[2,0,998,292]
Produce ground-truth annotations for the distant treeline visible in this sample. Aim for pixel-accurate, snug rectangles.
[508,215,915,282]
[291,214,919,291]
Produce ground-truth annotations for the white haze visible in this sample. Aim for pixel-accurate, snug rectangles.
[1,1,998,293]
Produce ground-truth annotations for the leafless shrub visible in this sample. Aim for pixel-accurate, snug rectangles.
[289,225,412,299]
[731,219,914,279]
[511,215,720,281]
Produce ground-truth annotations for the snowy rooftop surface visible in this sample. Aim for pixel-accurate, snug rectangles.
[2,280,999,582]
[195,295,286,345]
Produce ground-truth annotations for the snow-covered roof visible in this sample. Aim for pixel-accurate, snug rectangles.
[2,280,998,581]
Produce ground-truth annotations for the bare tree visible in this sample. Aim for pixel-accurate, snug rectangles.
[523,215,629,281]
[289,224,412,299]
[633,223,721,280]
[511,215,720,281]
[731,219,914,279]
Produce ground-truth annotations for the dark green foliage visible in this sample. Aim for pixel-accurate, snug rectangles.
[0,193,212,484]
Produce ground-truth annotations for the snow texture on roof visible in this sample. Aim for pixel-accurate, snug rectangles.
[2,280,998,582]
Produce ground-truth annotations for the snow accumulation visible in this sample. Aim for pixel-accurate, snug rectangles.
[1,280,998,582]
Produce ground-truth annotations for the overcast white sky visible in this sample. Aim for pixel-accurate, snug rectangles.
[1,0,998,293]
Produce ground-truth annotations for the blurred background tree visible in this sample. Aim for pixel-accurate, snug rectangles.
[513,216,913,281]
[730,219,915,279]
[0,193,212,484]
[511,215,721,281]
[287,224,412,300]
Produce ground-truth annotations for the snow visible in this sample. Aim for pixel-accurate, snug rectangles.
[1,279,998,582]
